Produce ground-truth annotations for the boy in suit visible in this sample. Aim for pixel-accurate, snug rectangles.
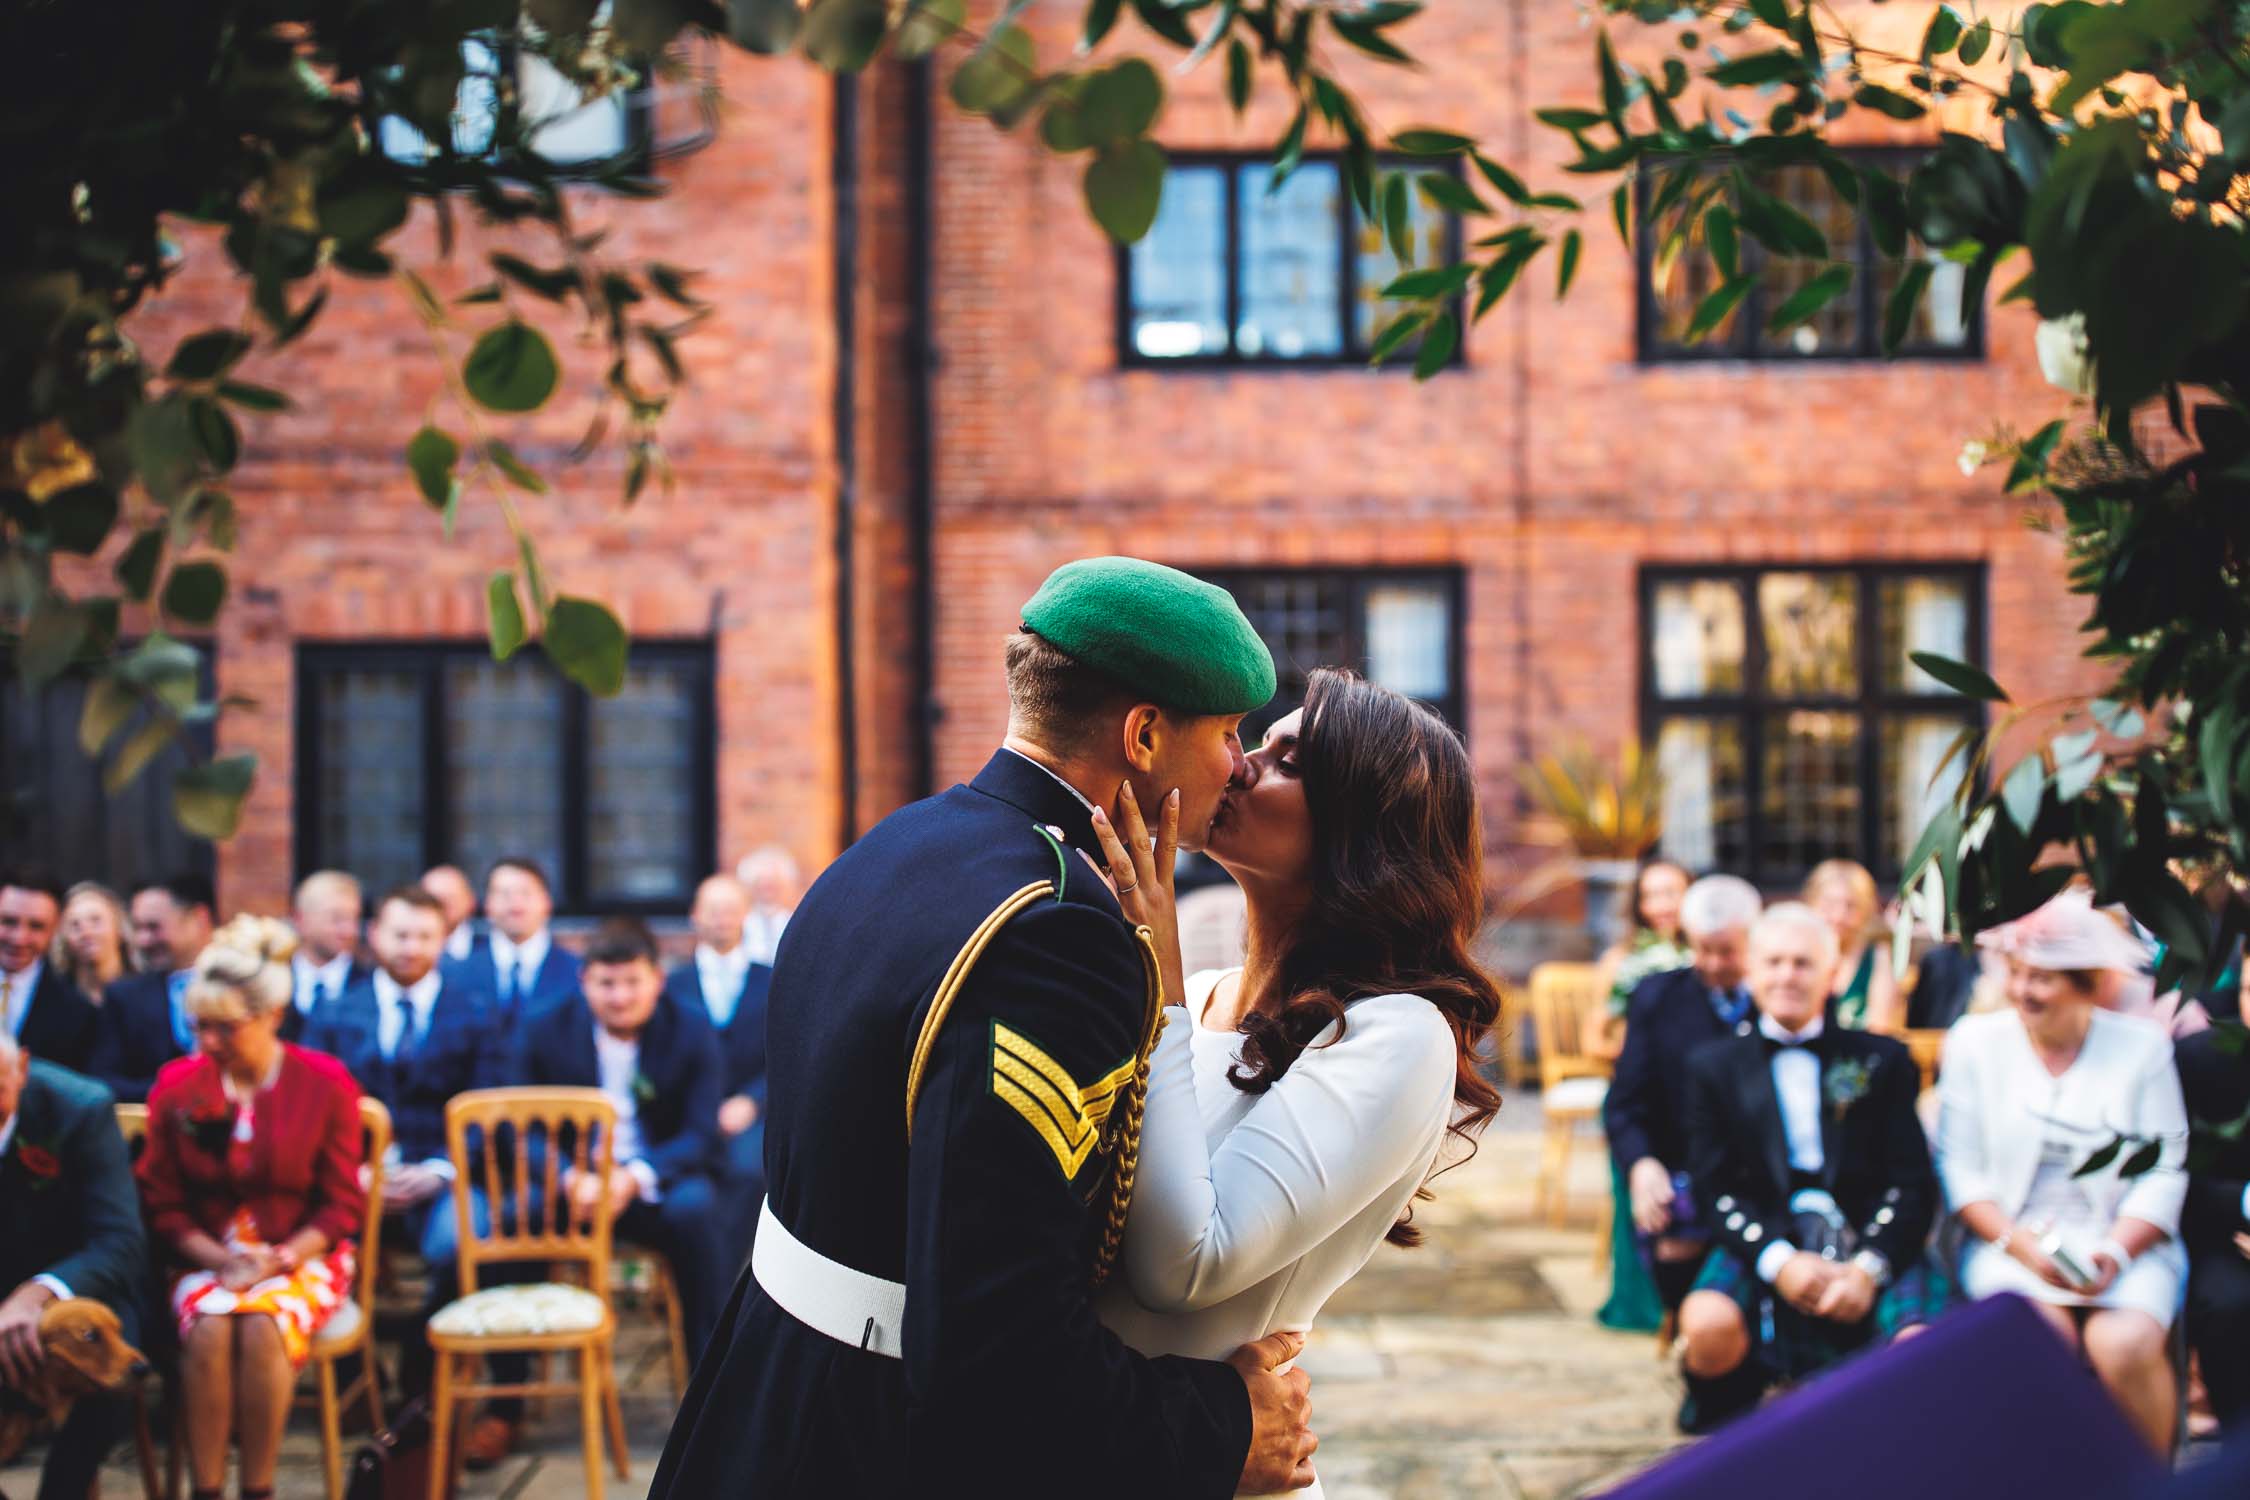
[442,858,580,1023]
[662,874,774,1266]
[0,868,96,1075]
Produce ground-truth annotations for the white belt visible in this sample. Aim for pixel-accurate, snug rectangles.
[751,1196,908,1359]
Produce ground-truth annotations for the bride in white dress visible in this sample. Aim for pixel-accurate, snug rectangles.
[1087,669,1504,1499]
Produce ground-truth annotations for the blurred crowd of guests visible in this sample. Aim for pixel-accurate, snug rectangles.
[0,849,799,1499]
[1585,855,2249,1453]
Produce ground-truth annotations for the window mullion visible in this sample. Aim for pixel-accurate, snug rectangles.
[423,656,451,876]
[1224,163,1245,361]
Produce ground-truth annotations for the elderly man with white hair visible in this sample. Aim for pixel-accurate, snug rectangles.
[734,846,800,967]
[1674,902,1939,1433]
[1604,873,1764,1313]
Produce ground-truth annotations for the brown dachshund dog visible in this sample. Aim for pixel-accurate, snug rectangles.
[0,1299,147,1472]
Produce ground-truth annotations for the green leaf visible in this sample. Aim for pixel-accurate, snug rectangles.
[2118,1139,2163,1178]
[892,0,962,60]
[1748,0,1791,29]
[115,528,164,601]
[1412,311,1459,379]
[407,426,461,510]
[173,755,257,841]
[216,380,288,413]
[1853,84,1927,121]
[1394,129,1476,156]
[44,483,119,556]
[1556,229,1582,296]
[1959,17,1993,64]
[1383,171,1411,261]
[1085,139,1166,243]
[1921,5,1964,58]
[2072,1139,2123,1178]
[187,398,239,473]
[1381,264,1475,299]
[1706,204,1740,279]
[1365,309,1429,365]
[1081,58,1162,145]
[317,171,411,248]
[78,675,138,757]
[2001,754,2046,835]
[1270,106,1308,189]
[1883,260,1934,353]
[1415,172,1487,216]
[464,322,561,414]
[1709,50,1810,87]
[1612,184,1631,248]
[1040,92,1096,154]
[1596,30,1627,126]
[103,717,179,796]
[17,599,87,686]
[487,572,528,661]
[1080,0,1122,52]
[800,0,890,69]
[2005,419,2068,493]
[1767,265,1853,332]
[1534,108,1605,132]
[166,331,253,383]
[1225,38,1251,113]
[1909,651,2008,701]
[950,24,1037,116]
[1331,16,1410,63]
[127,396,199,504]
[1685,274,1755,341]
[161,561,227,625]
[487,439,549,495]
[1473,155,1530,205]
[1735,182,1828,257]
[545,595,629,696]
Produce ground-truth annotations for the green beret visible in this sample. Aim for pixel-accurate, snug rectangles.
[1021,558,1276,716]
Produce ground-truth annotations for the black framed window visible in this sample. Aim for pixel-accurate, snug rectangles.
[1640,563,1986,885]
[1637,149,1983,363]
[378,38,655,174]
[1194,568,1465,739]
[295,642,714,914]
[1121,155,1463,368]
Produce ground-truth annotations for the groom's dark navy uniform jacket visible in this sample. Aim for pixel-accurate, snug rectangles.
[647,751,1251,1500]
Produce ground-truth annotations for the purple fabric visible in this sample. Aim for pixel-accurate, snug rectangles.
[1602,1294,2165,1499]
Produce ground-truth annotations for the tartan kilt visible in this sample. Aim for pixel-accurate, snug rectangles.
[1691,1248,1956,1383]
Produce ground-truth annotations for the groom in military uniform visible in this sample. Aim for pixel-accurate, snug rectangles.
[649,559,1316,1498]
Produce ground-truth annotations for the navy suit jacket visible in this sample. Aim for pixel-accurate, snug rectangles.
[301,976,503,1168]
[661,958,772,1104]
[1604,964,1749,1177]
[88,971,190,1105]
[443,935,582,1022]
[11,964,99,1074]
[1,1060,146,1322]
[279,958,374,1045]
[512,990,720,1188]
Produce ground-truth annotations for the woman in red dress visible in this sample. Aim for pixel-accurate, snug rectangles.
[137,916,364,1500]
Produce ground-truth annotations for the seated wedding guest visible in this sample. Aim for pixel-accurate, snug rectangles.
[1804,859,1902,1032]
[0,1027,148,1500]
[1590,857,1695,1060]
[1603,874,1761,1321]
[420,864,481,965]
[507,921,724,1431]
[137,917,363,1500]
[2178,1026,2250,1433]
[0,867,97,1073]
[443,858,580,1022]
[50,881,135,1005]
[1937,888,2189,1455]
[302,886,502,1395]
[1675,903,1939,1433]
[282,870,367,1044]
[662,874,773,1266]
[90,874,217,1104]
[735,845,800,966]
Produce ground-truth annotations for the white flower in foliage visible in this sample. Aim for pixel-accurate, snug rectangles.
[2036,313,2095,397]
[1957,440,1990,476]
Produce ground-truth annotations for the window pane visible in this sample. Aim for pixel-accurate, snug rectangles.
[1364,582,1452,702]
[380,39,503,164]
[1651,579,1746,697]
[1880,714,1972,871]
[1759,572,1858,697]
[1646,171,1736,350]
[1218,573,1353,738]
[1236,162,1343,359]
[1656,718,1748,874]
[1129,166,1229,359]
[1878,575,1972,693]
[313,668,427,896]
[1759,709,1861,871]
[520,52,631,164]
[1759,166,1861,356]
[1874,243,1974,350]
[445,660,565,887]
[1353,172,1450,353]
[586,660,699,903]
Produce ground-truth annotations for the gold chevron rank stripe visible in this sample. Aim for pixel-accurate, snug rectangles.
[989,1021,1138,1179]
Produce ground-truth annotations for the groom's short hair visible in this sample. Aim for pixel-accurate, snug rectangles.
[1005,629,1149,757]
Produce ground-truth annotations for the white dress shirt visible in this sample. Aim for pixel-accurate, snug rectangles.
[694,943,753,1030]
[1,958,43,1038]
[1,1109,77,1302]
[1753,1012,1828,1284]
[292,951,356,1017]
[373,969,453,1178]
[592,1026,660,1202]
[444,923,475,963]
[488,928,552,1003]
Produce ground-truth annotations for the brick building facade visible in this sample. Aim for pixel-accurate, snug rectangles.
[18,3,2108,927]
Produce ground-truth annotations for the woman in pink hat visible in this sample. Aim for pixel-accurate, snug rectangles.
[1935,889,2190,1453]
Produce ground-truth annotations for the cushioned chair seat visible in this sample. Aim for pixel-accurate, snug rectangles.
[428,1283,608,1338]
[1545,1076,1610,1115]
[313,1298,362,1348]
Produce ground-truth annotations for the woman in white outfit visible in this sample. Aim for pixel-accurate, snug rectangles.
[1088,669,1504,1499]
[1936,887,2189,1453]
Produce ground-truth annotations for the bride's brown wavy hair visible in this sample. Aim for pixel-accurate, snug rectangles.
[1226,668,1505,1247]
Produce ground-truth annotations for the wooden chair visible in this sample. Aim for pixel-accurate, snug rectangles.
[1903,1028,1948,1094]
[1526,962,1612,1230]
[428,1088,630,1500]
[617,1252,691,1398]
[114,1105,173,1500]
[309,1097,392,1500]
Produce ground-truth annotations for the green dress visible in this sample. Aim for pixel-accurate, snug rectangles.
[1596,934,1694,1333]
[1833,946,1876,1030]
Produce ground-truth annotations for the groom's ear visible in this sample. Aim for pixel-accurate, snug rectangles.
[1119,703,1164,773]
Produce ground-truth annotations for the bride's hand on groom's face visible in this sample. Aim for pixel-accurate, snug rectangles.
[1091,782,1188,1007]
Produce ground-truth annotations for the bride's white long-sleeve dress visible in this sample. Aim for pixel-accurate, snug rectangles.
[1096,968,1458,1500]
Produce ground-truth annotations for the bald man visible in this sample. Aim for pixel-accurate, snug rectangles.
[421,865,480,963]
[662,873,774,1265]
[285,870,369,1041]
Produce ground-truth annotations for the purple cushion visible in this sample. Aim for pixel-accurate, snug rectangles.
[1604,1294,2164,1499]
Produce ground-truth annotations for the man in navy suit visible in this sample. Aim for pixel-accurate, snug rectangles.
[282,869,370,1044]
[516,919,726,1363]
[303,886,503,1394]
[443,857,581,1022]
[663,873,774,1267]
[0,867,97,1074]
[87,873,217,1101]
[1604,874,1763,1311]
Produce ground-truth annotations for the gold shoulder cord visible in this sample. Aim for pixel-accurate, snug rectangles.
[901,885,1171,1290]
